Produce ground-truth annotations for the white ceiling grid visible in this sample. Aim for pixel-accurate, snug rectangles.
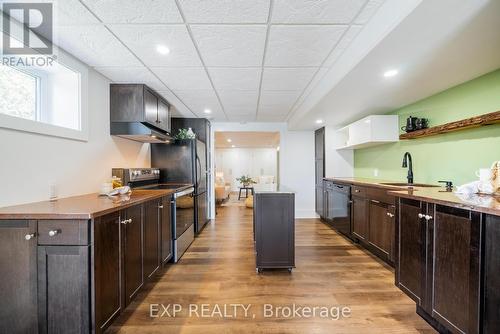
[44,0,386,121]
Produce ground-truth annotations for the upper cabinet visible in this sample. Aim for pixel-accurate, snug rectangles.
[110,84,171,136]
[336,115,399,150]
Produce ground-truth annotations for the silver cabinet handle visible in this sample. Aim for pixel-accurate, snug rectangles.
[386,212,394,218]
[425,215,433,221]
[418,213,425,219]
[355,189,360,193]
[371,199,380,204]
[120,219,129,225]
[25,233,36,240]
[158,205,164,209]
[48,230,59,237]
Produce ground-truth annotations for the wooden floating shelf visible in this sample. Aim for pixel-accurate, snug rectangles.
[400,110,500,140]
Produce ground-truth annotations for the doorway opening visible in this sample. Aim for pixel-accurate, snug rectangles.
[214,131,280,208]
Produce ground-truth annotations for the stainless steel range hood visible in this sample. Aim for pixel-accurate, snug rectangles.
[110,122,172,143]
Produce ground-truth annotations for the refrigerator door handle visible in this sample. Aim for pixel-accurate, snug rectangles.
[196,156,201,189]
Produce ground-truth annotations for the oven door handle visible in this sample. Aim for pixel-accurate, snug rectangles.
[174,187,195,198]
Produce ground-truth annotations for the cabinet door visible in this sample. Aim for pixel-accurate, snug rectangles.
[144,200,160,279]
[144,88,158,125]
[0,220,38,334]
[123,205,143,305]
[352,196,368,241]
[484,214,500,334]
[397,198,426,305]
[314,127,325,159]
[368,200,393,257]
[315,186,324,217]
[94,212,122,333]
[160,196,173,264]
[157,99,170,133]
[428,205,481,334]
[38,245,90,334]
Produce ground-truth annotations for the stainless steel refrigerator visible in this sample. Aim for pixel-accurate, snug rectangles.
[151,139,209,234]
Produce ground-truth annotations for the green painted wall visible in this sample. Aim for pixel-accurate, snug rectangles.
[354,69,500,186]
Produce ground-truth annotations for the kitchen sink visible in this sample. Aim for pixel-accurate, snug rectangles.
[381,182,441,188]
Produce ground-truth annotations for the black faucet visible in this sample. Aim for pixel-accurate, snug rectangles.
[402,152,414,184]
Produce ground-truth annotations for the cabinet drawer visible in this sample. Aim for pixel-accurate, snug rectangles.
[366,187,395,205]
[37,220,89,245]
[352,186,366,197]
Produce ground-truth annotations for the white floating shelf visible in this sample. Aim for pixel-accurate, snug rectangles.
[336,115,399,150]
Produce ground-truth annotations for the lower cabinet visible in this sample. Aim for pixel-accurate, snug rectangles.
[397,198,483,334]
[351,195,368,241]
[484,214,500,333]
[160,195,173,264]
[144,199,161,279]
[368,200,395,260]
[37,246,90,334]
[0,220,38,334]
[122,204,144,305]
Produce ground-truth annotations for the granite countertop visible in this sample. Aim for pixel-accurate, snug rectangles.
[325,177,500,216]
[0,184,193,220]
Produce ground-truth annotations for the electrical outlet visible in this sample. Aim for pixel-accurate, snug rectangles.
[49,182,58,201]
[373,169,379,177]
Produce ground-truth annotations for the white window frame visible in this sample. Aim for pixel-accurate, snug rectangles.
[0,48,89,142]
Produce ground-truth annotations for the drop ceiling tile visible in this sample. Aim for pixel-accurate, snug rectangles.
[256,114,287,122]
[218,91,259,109]
[208,68,261,91]
[56,25,141,67]
[272,0,366,24]
[323,25,363,66]
[265,25,348,66]
[227,113,255,122]
[173,89,224,117]
[190,25,267,66]
[82,0,183,23]
[290,67,330,115]
[152,67,212,90]
[259,91,302,108]
[95,66,168,92]
[49,0,100,25]
[355,0,385,24]
[179,0,270,23]
[110,25,201,67]
[224,104,257,115]
[261,68,317,91]
[157,90,197,117]
[258,105,291,115]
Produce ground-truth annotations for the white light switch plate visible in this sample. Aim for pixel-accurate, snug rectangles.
[373,169,379,177]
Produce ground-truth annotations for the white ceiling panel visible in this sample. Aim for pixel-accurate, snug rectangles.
[259,91,302,108]
[82,0,183,24]
[224,104,257,115]
[323,25,363,66]
[208,68,261,91]
[258,105,291,115]
[110,25,201,67]
[227,113,256,122]
[94,66,156,82]
[56,25,142,67]
[179,0,270,23]
[50,0,100,25]
[218,91,259,108]
[256,114,288,122]
[261,68,317,91]
[173,90,224,116]
[265,25,348,66]
[152,67,212,90]
[272,0,366,24]
[190,25,267,66]
[354,0,385,24]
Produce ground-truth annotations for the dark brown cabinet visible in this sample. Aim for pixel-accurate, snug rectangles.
[397,198,426,305]
[368,200,394,260]
[122,204,143,305]
[314,127,325,218]
[110,84,171,134]
[144,199,161,279]
[484,214,500,333]
[160,196,173,264]
[0,220,38,334]
[94,211,122,334]
[352,195,368,241]
[37,245,90,334]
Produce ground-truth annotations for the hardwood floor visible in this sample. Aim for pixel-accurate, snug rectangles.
[106,205,436,334]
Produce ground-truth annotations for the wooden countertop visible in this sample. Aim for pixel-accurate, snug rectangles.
[325,177,500,216]
[0,185,193,220]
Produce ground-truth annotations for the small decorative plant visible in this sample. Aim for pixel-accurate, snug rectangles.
[236,175,256,187]
[173,128,196,140]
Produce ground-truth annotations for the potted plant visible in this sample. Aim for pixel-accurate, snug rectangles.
[236,175,256,188]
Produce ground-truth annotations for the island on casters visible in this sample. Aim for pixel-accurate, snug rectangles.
[253,186,295,273]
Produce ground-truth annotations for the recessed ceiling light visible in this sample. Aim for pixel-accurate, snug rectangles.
[156,45,170,55]
[316,119,323,124]
[383,69,398,78]
[204,108,211,114]
[231,145,235,148]
[227,139,232,143]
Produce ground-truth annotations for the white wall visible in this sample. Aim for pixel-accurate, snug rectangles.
[324,126,354,178]
[215,148,277,191]
[211,122,315,218]
[0,68,150,207]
